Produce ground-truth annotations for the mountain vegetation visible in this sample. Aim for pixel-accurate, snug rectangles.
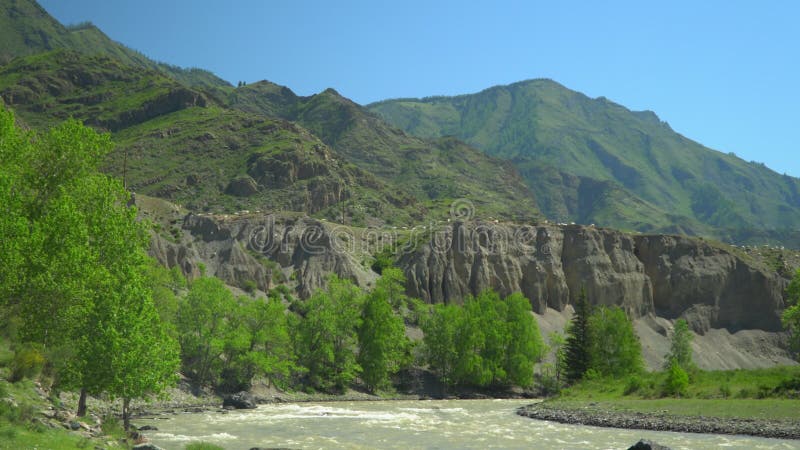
[369,79,800,245]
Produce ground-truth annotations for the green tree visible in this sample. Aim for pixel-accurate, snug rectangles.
[663,319,694,371]
[564,288,592,383]
[358,271,409,392]
[422,303,460,387]
[663,358,689,397]
[503,293,544,387]
[0,108,179,420]
[177,276,236,387]
[295,275,363,392]
[588,306,643,377]
[782,269,800,355]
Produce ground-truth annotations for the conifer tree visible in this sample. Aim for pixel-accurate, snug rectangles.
[564,287,592,383]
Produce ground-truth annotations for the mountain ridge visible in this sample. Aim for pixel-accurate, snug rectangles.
[369,79,800,246]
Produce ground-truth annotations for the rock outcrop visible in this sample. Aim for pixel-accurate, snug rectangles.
[149,213,376,298]
[400,221,787,332]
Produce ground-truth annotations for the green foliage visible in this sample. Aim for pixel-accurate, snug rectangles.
[0,107,178,419]
[664,319,694,370]
[371,247,396,275]
[9,344,45,382]
[587,306,643,378]
[564,288,592,383]
[783,269,800,355]
[422,290,543,388]
[294,275,363,392]
[358,270,410,392]
[663,359,690,397]
[185,443,225,450]
[421,303,460,386]
[177,277,236,387]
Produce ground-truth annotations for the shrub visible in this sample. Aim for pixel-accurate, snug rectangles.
[242,279,257,294]
[719,383,732,398]
[624,375,644,395]
[9,345,45,382]
[185,443,224,450]
[663,359,689,397]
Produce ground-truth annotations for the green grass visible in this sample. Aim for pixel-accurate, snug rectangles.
[185,443,225,450]
[546,366,800,421]
[0,422,93,450]
[559,366,800,401]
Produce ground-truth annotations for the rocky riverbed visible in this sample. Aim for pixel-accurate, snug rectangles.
[517,402,800,440]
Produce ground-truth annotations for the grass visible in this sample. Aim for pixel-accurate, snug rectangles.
[546,366,800,421]
[185,443,224,450]
[0,379,96,450]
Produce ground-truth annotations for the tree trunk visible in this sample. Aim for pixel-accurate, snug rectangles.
[77,388,87,417]
[122,397,131,431]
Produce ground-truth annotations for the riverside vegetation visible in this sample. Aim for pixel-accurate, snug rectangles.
[2,0,800,447]
[1,110,799,448]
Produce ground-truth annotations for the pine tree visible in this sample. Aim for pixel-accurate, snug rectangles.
[564,287,592,383]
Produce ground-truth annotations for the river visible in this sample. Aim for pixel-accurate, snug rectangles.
[140,399,800,450]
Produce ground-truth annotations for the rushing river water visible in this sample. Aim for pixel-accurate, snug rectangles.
[140,399,800,450]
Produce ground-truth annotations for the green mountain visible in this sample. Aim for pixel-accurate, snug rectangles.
[0,50,418,221]
[0,0,229,91]
[369,79,800,243]
[230,81,540,222]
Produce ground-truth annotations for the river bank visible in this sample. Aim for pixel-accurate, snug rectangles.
[517,401,800,440]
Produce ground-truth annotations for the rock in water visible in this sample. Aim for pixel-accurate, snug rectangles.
[628,439,672,450]
[223,391,257,409]
[132,444,165,450]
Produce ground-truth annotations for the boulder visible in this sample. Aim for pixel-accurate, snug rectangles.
[132,444,165,450]
[628,439,671,450]
[223,391,257,409]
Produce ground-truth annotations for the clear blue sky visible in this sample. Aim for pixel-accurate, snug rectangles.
[39,0,800,177]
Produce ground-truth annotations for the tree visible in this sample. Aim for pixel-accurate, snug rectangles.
[357,271,409,392]
[422,303,461,387]
[177,276,236,387]
[0,108,179,421]
[503,293,545,387]
[588,306,643,377]
[663,319,694,371]
[295,275,363,392]
[223,294,295,391]
[564,288,592,383]
[783,269,800,355]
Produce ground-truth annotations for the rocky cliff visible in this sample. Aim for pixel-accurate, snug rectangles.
[140,200,793,369]
[148,212,376,299]
[399,221,787,333]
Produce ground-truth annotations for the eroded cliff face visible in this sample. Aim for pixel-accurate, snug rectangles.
[146,206,787,334]
[634,234,785,332]
[149,213,376,299]
[400,222,786,333]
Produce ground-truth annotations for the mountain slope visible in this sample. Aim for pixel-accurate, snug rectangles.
[369,79,800,242]
[231,81,540,222]
[0,0,229,90]
[0,50,418,221]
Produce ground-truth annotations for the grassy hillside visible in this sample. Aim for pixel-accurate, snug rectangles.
[0,0,229,90]
[0,50,420,222]
[232,81,540,222]
[370,79,800,243]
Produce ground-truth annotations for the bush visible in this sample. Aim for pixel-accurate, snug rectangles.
[719,383,731,398]
[185,443,224,450]
[242,280,257,294]
[663,359,689,397]
[624,375,644,395]
[9,345,45,382]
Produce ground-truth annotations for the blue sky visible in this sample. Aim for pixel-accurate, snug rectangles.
[39,0,800,176]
